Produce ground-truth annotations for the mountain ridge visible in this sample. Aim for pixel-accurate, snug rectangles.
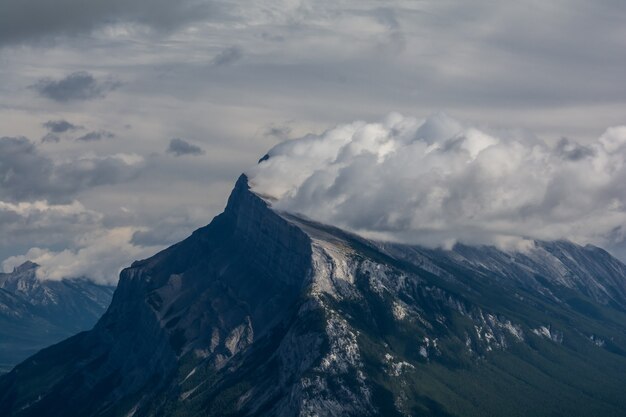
[2,174,626,416]
[0,261,115,373]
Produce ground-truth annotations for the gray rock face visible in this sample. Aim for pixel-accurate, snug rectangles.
[2,174,626,417]
[0,262,114,373]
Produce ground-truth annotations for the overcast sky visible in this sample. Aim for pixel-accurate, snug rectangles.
[1,0,625,283]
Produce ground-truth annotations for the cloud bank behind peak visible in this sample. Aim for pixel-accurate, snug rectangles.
[248,113,626,252]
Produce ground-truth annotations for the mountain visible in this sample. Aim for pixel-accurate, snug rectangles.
[0,261,115,373]
[2,174,626,416]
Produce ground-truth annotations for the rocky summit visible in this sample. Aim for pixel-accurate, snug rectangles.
[2,175,626,417]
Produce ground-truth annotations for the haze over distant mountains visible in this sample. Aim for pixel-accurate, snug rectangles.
[2,175,626,416]
[0,261,114,373]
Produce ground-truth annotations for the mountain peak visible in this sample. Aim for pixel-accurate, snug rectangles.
[12,261,38,273]
[223,173,257,216]
[3,175,626,417]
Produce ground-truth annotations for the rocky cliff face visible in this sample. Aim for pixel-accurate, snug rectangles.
[0,262,114,373]
[2,175,626,417]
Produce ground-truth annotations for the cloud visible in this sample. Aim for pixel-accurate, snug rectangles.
[0,199,116,279]
[554,137,596,161]
[0,136,144,202]
[2,0,626,279]
[2,227,160,285]
[0,198,183,285]
[130,221,192,247]
[76,130,115,141]
[0,199,102,249]
[371,7,406,53]
[0,199,100,224]
[41,119,81,143]
[33,71,120,102]
[211,46,243,66]
[0,0,226,47]
[264,124,293,141]
[43,119,80,133]
[248,113,626,252]
[167,138,205,156]
[41,133,61,143]
[0,136,54,200]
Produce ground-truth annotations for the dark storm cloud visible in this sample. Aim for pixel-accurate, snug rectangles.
[0,0,227,46]
[211,46,243,66]
[43,119,79,133]
[0,136,143,203]
[166,138,205,156]
[76,130,115,142]
[33,72,120,102]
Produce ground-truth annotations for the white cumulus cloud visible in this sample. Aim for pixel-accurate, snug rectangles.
[2,227,161,285]
[248,113,626,253]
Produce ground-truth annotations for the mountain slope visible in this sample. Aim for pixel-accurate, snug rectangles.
[2,175,626,416]
[0,262,115,373]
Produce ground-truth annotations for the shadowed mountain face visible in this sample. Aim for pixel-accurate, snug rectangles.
[0,262,114,373]
[2,175,626,417]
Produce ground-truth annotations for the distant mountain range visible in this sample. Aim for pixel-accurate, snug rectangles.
[0,261,114,373]
[1,175,626,416]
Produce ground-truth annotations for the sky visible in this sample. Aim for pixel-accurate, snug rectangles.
[1,0,625,284]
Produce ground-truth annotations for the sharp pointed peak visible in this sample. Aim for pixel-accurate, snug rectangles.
[13,261,39,273]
